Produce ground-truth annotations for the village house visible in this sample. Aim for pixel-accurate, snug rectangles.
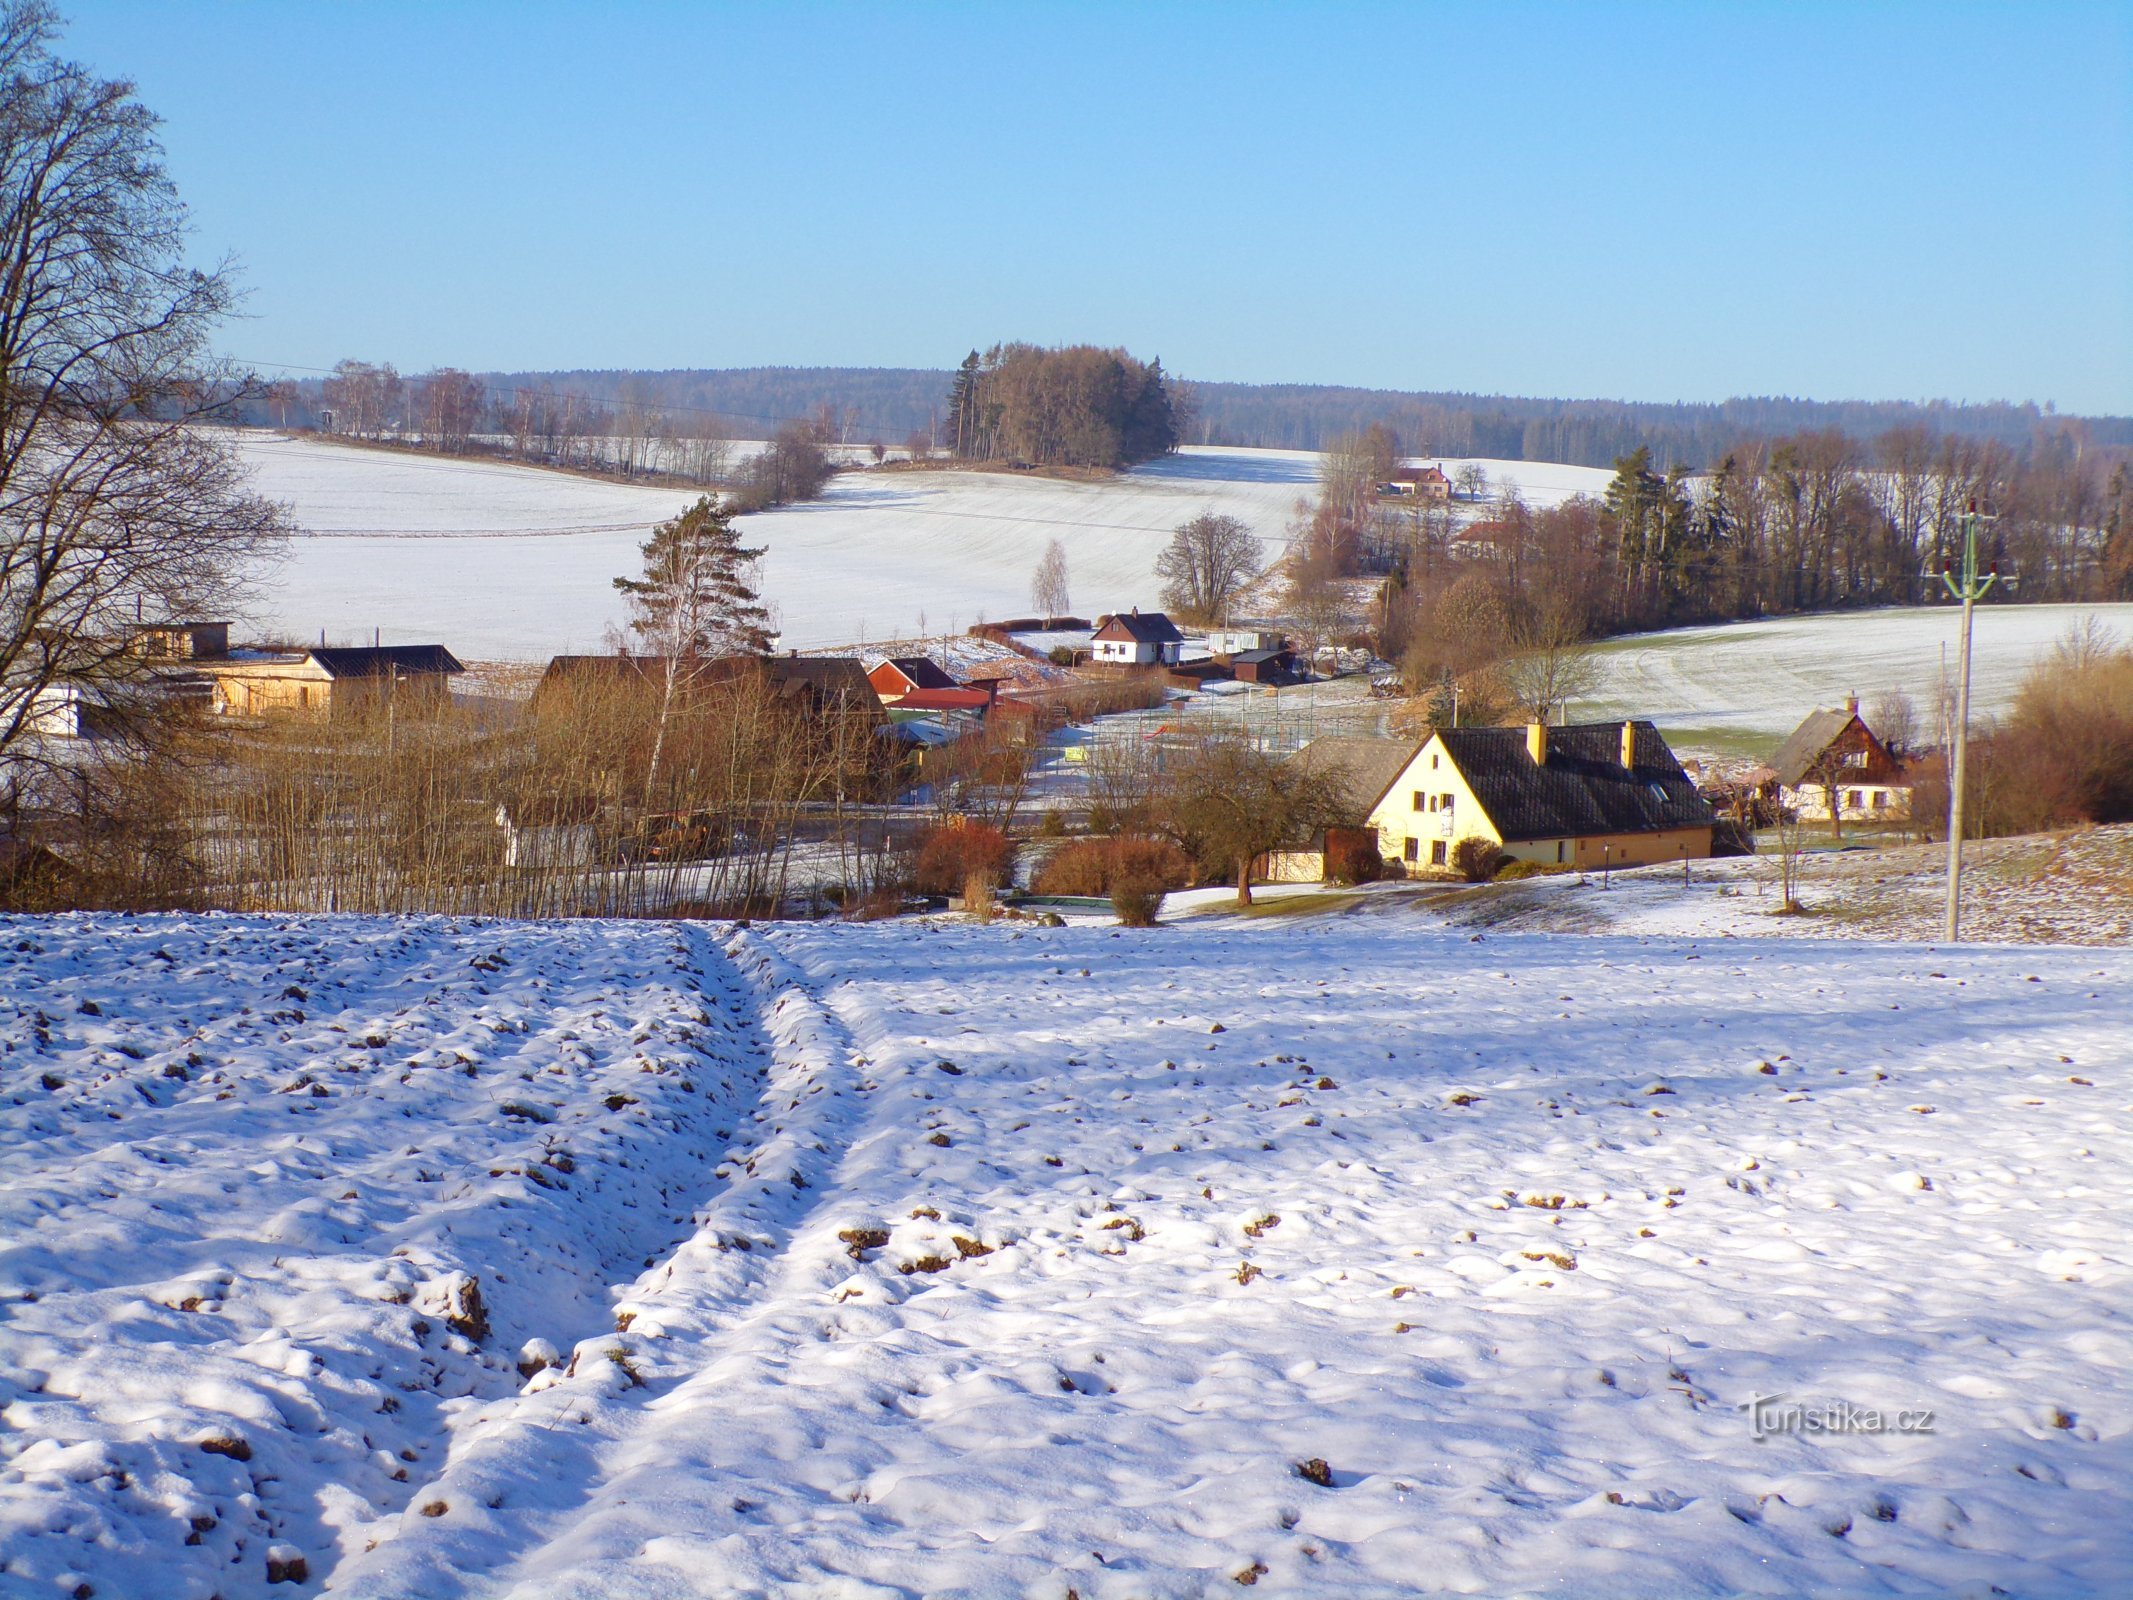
[866,655,961,703]
[1285,720,1715,876]
[1379,465,1452,502]
[1206,628,1283,657]
[127,620,231,660]
[188,645,465,718]
[1770,695,1912,823]
[1227,647,1302,686]
[533,652,879,720]
[1091,608,1184,666]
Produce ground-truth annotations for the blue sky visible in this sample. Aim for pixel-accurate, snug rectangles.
[66,1,2133,412]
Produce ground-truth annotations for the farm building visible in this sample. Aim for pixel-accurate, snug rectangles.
[1227,647,1302,686]
[1771,696,1912,822]
[867,656,962,704]
[1091,609,1184,666]
[1290,721,1714,874]
[192,645,463,719]
[533,653,879,721]
[127,621,231,660]
[1379,465,1452,502]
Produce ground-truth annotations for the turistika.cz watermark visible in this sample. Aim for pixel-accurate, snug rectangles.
[1741,1393,1936,1441]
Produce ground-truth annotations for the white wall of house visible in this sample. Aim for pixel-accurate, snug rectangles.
[1093,638,1154,664]
[1782,782,1913,822]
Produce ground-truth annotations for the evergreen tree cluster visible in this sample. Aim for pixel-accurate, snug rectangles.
[944,344,1179,469]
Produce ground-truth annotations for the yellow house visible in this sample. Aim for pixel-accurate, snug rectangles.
[1291,720,1715,874]
[193,645,465,719]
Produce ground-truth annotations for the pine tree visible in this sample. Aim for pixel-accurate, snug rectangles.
[945,351,982,459]
[614,496,773,658]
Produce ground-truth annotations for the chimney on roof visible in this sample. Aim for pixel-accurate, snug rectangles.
[1620,720,1637,770]
[1526,721,1547,766]
[1845,692,1859,716]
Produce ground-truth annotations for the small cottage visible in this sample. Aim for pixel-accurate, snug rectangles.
[197,645,463,718]
[867,656,962,704]
[1092,609,1184,666]
[1770,696,1911,823]
[1380,465,1452,503]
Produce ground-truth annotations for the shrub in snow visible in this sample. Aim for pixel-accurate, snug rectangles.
[1452,836,1507,883]
[915,820,1014,914]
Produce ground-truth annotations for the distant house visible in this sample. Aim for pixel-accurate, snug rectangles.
[1771,696,1910,823]
[1228,647,1301,686]
[128,621,231,660]
[1290,720,1714,873]
[534,653,878,721]
[867,655,962,704]
[1207,628,1284,657]
[194,645,464,719]
[1449,520,1520,560]
[1380,465,1452,503]
[1091,609,1184,666]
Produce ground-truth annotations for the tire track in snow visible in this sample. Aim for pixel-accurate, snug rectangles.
[331,925,872,1596]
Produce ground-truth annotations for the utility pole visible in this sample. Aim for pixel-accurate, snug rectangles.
[1942,502,1997,940]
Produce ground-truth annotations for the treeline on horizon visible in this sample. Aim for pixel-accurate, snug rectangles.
[246,364,2132,470]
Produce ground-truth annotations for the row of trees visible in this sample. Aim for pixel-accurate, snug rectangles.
[1345,423,2133,714]
[314,361,747,484]
[945,344,1184,470]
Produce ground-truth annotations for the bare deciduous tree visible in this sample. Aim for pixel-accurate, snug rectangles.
[1866,686,1918,756]
[1,2,286,809]
[1030,537,1071,620]
[1156,734,1351,906]
[1157,512,1260,622]
[1496,604,1604,722]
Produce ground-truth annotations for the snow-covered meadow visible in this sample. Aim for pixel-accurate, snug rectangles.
[3,912,2126,1596]
[235,436,1320,658]
[1587,603,2133,753]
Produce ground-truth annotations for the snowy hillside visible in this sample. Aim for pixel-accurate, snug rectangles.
[236,435,1314,658]
[1588,603,2133,753]
[235,434,1608,660]
[3,914,2126,1597]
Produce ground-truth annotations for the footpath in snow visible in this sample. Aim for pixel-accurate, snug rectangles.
[3,914,2129,1597]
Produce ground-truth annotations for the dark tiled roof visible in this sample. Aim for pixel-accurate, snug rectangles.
[1769,709,1859,786]
[1289,736,1426,819]
[881,656,959,690]
[309,645,463,678]
[535,653,874,712]
[1095,610,1184,644]
[1438,721,1714,843]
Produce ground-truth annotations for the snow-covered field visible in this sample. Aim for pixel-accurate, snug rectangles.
[236,436,1321,659]
[4,913,2126,1596]
[1587,603,2133,755]
[236,436,1606,661]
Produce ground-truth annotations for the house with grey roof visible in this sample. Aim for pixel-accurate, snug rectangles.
[1290,719,1715,874]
